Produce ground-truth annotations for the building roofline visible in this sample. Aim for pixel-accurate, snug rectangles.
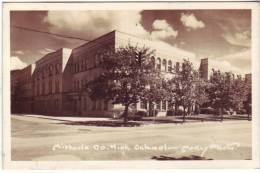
[36,48,66,64]
[73,30,116,51]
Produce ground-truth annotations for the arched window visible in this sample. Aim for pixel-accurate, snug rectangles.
[81,60,84,71]
[85,59,88,70]
[168,60,172,72]
[95,54,99,67]
[100,53,104,63]
[151,56,155,68]
[49,65,53,76]
[49,79,52,94]
[55,80,59,93]
[55,64,61,74]
[162,59,167,71]
[176,62,180,72]
[156,58,161,70]
[79,61,82,71]
[42,68,45,79]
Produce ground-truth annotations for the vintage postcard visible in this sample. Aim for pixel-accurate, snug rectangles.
[2,1,260,169]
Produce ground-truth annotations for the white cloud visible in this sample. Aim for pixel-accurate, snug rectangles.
[44,11,180,43]
[151,19,178,40]
[43,11,248,76]
[222,30,251,47]
[11,56,27,70]
[208,50,251,75]
[180,13,205,30]
[44,11,148,40]
[218,49,251,62]
[209,59,249,75]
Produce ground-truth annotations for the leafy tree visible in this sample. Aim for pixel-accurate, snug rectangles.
[208,70,234,121]
[141,78,168,117]
[230,75,248,113]
[244,79,252,120]
[86,44,162,123]
[193,77,210,114]
[166,59,202,122]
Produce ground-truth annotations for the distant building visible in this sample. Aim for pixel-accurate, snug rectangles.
[11,30,208,117]
[199,58,208,80]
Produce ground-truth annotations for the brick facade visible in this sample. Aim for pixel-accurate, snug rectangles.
[11,30,209,117]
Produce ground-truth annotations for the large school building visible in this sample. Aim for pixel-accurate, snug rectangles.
[11,30,209,117]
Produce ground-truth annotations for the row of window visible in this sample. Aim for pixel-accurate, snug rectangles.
[73,56,180,75]
[140,100,167,110]
[72,52,107,74]
[73,79,88,92]
[35,63,62,80]
[34,79,60,96]
[73,59,92,73]
[151,57,180,72]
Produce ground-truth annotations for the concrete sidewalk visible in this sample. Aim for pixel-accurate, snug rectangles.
[15,114,111,122]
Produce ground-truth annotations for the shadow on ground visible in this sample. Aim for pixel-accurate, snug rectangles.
[151,155,213,160]
[58,121,142,127]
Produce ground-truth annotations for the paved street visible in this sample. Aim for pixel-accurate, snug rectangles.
[11,114,251,161]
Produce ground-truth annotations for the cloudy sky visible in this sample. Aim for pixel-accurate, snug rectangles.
[10,10,251,74]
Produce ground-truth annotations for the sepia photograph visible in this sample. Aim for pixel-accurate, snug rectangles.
[2,1,260,169]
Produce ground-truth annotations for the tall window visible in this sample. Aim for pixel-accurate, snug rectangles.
[156,101,161,110]
[176,62,180,72]
[97,100,102,110]
[168,60,172,72]
[85,59,88,70]
[78,62,81,72]
[84,98,87,110]
[36,72,39,80]
[55,64,60,74]
[100,53,104,63]
[42,70,45,79]
[79,80,81,90]
[37,84,40,96]
[151,56,155,68]
[81,79,84,89]
[83,60,86,71]
[92,100,97,110]
[81,60,84,71]
[49,65,53,77]
[95,54,99,67]
[74,80,77,91]
[55,80,59,93]
[74,63,76,73]
[156,58,161,70]
[49,79,52,94]
[162,59,167,71]
[75,63,78,73]
[42,82,45,95]
[103,100,108,110]
[140,100,148,109]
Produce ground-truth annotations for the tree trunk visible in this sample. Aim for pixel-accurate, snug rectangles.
[188,104,191,116]
[196,104,200,115]
[175,103,178,116]
[123,104,129,124]
[182,107,186,123]
[220,107,223,122]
